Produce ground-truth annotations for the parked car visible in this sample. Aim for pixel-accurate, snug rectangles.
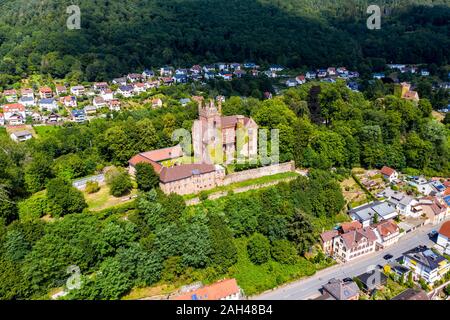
[428,230,438,238]
[383,254,394,260]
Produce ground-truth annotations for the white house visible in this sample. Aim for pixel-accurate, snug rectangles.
[377,188,418,217]
[437,221,450,255]
[3,104,26,125]
[38,98,58,112]
[100,89,114,101]
[18,97,36,108]
[349,201,398,227]
[402,246,450,284]
[93,96,107,108]
[10,130,32,142]
[373,219,402,249]
[117,85,134,98]
[70,85,85,96]
[60,96,77,108]
[380,166,398,183]
[20,88,34,99]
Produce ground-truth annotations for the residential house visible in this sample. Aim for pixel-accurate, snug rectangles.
[3,104,26,125]
[391,288,429,300]
[128,145,184,177]
[269,65,284,72]
[152,98,163,109]
[142,69,155,79]
[203,65,216,73]
[402,245,450,284]
[320,230,339,256]
[10,130,32,142]
[127,73,143,83]
[327,67,336,76]
[55,85,67,96]
[70,85,85,96]
[93,82,109,91]
[84,105,97,116]
[305,71,316,79]
[46,112,62,124]
[117,85,134,98]
[172,279,242,300]
[39,87,53,99]
[161,77,174,85]
[387,64,406,72]
[332,227,377,262]
[31,112,42,123]
[380,166,398,183]
[100,89,114,101]
[437,221,450,255]
[317,278,359,300]
[173,74,188,83]
[3,89,18,102]
[295,75,306,84]
[218,71,233,81]
[285,79,297,87]
[160,66,173,76]
[146,80,160,89]
[60,96,77,108]
[179,98,191,107]
[317,69,327,78]
[411,197,447,225]
[112,77,127,86]
[133,82,146,94]
[204,71,216,80]
[373,219,401,249]
[71,110,86,123]
[373,73,385,79]
[18,96,36,108]
[108,99,121,112]
[421,70,430,76]
[400,82,420,102]
[38,98,58,112]
[349,201,398,227]
[230,63,241,70]
[356,270,388,293]
[233,69,246,78]
[93,97,107,108]
[20,88,34,99]
[243,62,256,69]
[377,188,418,217]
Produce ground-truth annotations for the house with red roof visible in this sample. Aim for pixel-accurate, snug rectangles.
[172,279,242,300]
[39,87,53,99]
[437,221,450,255]
[3,103,26,125]
[3,89,18,102]
[332,227,378,262]
[373,219,401,249]
[380,166,398,183]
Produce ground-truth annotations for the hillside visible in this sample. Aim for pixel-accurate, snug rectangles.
[0,0,449,85]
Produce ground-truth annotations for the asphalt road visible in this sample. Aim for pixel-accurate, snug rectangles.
[253,220,446,300]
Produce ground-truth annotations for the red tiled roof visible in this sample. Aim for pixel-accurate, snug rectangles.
[439,221,450,239]
[380,166,395,177]
[3,103,25,112]
[375,220,399,237]
[140,146,183,162]
[128,155,162,173]
[3,89,17,95]
[320,230,339,243]
[39,87,52,93]
[221,115,251,128]
[341,221,362,233]
[173,279,240,300]
[340,227,377,249]
[159,163,216,183]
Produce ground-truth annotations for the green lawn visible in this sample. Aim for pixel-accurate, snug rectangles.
[33,125,60,138]
[0,127,7,138]
[228,238,316,296]
[183,171,299,200]
[85,185,137,211]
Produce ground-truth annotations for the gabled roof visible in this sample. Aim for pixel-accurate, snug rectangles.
[374,220,399,238]
[391,289,429,300]
[320,230,339,243]
[159,163,216,183]
[403,246,446,270]
[438,221,450,239]
[340,227,377,249]
[322,279,359,300]
[340,221,362,233]
[380,166,396,176]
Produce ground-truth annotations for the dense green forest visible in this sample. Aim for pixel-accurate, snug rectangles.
[0,80,448,299]
[0,0,449,85]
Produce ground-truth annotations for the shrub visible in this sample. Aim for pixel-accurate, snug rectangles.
[18,191,48,221]
[199,191,209,201]
[106,168,133,197]
[46,178,88,217]
[271,239,298,264]
[135,163,159,191]
[85,181,100,194]
[247,233,270,265]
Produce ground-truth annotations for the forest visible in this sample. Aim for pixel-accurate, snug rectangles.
[0,0,449,85]
[0,79,448,299]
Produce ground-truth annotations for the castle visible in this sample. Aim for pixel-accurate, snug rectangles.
[192,98,258,164]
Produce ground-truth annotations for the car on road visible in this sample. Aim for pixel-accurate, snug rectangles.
[343,277,353,283]
[383,254,393,260]
[428,230,438,238]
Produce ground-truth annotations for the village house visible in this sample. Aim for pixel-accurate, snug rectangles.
[3,104,26,125]
[218,71,232,81]
[192,99,258,164]
[39,87,53,99]
[402,246,450,284]
[20,88,34,99]
[327,67,336,76]
[142,69,155,79]
[128,145,184,176]
[233,69,246,78]
[117,85,134,98]
[190,65,202,74]
[93,82,109,91]
[411,197,447,225]
[295,75,306,84]
[133,82,146,93]
[3,89,18,102]
[55,85,67,96]
[380,166,398,183]
[71,109,86,123]
[373,219,401,249]
[112,77,127,86]
[172,279,242,300]
[315,278,359,300]
[84,105,97,116]
[45,112,62,124]
[18,96,36,108]
[332,227,378,263]
[108,99,121,112]
[179,98,191,107]
[320,230,339,256]
[38,98,58,112]
[285,79,297,87]
[146,80,160,89]
[356,270,388,293]
[400,82,420,102]
[100,89,114,101]
[349,201,398,227]
[10,130,32,142]
[437,221,450,255]
[152,98,163,109]
[391,288,429,300]
[31,112,42,123]
[377,188,418,217]
[93,96,107,108]
[127,73,143,83]
[60,96,77,108]
[161,77,174,85]
[70,85,85,96]
[160,66,173,76]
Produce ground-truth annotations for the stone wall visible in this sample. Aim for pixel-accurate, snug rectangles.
[222,161,295,186]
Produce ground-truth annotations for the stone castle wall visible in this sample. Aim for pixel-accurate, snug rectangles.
[221,161,295,186]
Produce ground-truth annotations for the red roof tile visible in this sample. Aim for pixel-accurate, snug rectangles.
[439,221,450,239]
[159,163,216,183]
[380,166,395,177]
[173,279,240,300]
